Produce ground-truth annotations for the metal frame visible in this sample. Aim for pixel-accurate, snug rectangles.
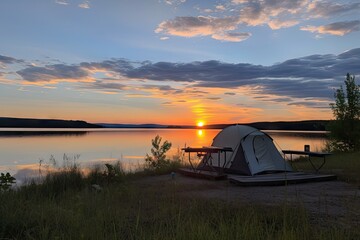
[182,146,233,175]
[282,150,332,173]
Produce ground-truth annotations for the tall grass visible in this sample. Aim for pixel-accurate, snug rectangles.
[1,150,359,239]
[1,161,359,239]
[1,179,358,239]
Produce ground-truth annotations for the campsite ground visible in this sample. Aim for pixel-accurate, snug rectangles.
[1,166,359,239]
[1,150,360,239]
[137,173,360,228]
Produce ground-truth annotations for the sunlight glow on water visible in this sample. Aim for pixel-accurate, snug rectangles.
[0,128,327,183]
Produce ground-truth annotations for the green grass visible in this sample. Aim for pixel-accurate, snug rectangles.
[0,164,359,240]
[291,151,360,185]
[1,152,360,240]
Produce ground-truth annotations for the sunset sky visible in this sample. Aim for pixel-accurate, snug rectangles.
[1,0,360,125]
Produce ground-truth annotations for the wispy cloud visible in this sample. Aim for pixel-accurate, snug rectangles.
[307,1,360,18]
[301,20,360,36]
[0,54,22,65]
[212,32,251,42]
[17,64,89,82]
[155,16,250,42]
[55,0,69,5]
[79,1,90,9]
[163,0,186,6]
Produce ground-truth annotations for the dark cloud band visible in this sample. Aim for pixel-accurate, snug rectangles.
[13,48,360,100]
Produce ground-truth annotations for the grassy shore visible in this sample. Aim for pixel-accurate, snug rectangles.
[0,152,359,239]
[291,151,360,185]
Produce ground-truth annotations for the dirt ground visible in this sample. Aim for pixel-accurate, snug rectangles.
[139,173,360,227]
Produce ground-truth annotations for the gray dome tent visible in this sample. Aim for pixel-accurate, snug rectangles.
[198,125,293,175]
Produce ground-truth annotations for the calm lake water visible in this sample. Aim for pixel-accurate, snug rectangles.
[0,128,328,183]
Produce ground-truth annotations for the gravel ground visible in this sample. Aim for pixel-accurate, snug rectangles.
[139,173,360,227]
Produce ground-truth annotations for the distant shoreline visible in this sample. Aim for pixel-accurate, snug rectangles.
[0,117,330,131]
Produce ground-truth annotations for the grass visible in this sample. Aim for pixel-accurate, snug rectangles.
[291,151,360,185]
[1,169,359,240]
[0,151,359,239]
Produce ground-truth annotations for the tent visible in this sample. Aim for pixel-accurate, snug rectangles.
[198,125,293,176]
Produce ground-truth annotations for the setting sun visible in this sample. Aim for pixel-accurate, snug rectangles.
[197,121,205,127]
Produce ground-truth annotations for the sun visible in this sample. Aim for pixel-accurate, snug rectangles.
[197,121,205,127]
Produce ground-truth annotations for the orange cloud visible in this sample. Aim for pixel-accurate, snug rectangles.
[155,16,250,42]
[301,21,360,36]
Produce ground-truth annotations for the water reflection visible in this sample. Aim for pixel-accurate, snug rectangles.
[0,130,88,137]
[265,130,327,152]
[0,128,328,182]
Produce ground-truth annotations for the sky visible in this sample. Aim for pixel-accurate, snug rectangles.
[1,0,360,125]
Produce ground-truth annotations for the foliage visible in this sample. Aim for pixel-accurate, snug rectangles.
[145,135,172,170]
[103,163,125,182]
[328,73,360,152]
[87,162,125,185]
[0,172,16,191]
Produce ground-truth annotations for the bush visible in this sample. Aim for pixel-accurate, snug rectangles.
[0,173,16,191]
[145,135,173,170]
[87,162,125,185]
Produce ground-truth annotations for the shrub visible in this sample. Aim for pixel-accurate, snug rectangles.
[0,173,16,191]
[145,135,172,170]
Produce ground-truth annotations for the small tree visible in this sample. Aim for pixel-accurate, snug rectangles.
[145,135,172,169]
[0,172,16,191]
[328,73,360,151]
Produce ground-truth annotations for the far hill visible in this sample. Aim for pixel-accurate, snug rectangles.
[247,120,330,131]
[0,117,102,128]
[195,120,330,131]
[0,117,330,131]
[98,120,330,131]
[98,123,168,128]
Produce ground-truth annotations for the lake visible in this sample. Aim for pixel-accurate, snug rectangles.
[0,128,328,183]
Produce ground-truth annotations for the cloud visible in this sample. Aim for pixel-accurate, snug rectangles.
[0,54,22,64]
[55,0,68,5]
[163,0,186,6]
[12,48,360,102]
[206,97,221,100]
[301,20,360,36]
[307,1,360,18]
[79,1,90,9]
[212,32,251,42]
[267,19,299,30]
[82,81,126,93]
[288,101,330,109]
[269,97,293,103]
[236,0,306,26]
[215,5,226,11]
[157,0,360,41]
[17,64,89,82]
[155,16,243,42]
